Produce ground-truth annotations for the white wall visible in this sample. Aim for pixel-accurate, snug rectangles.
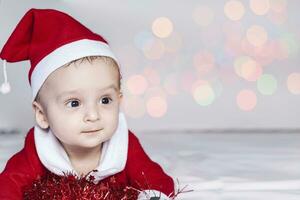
[0,0,299,133]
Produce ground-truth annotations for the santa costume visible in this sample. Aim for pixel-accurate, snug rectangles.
[0,8,174,199]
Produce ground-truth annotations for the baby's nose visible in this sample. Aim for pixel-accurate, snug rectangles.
[83,105,100,122]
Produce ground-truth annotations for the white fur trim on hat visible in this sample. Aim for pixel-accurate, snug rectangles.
[31,39,118,101]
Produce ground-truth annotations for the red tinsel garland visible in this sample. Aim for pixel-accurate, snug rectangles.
[23,171,139,200]
[23,171,191,199]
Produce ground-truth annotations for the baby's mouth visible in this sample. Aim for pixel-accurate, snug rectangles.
[82,129,102,134]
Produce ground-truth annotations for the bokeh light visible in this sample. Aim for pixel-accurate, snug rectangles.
[257,74,277,95]
[180,70,198,93]
[267,8,287,25]
[246,25,268,47]
[253,40,276,66]
[134,30,155,50]
[152,17,174,38]
[234,56,262,81]
[267,0,287,25]
[223,22,243,56]
[236,90,257,111]
[143,66,161,86]
[241,38,256,56]
[192,80,215,106]
[224,0,245,21]
[240,59,262,81]
[144,86,167,100]
[224,37,242,56]
[272,40,289,60]
[146,96,168,118]
[122,95,145,118]
[279,33,299,58]
[241,38,276,66]
[193,5,215,27]
[193,51,215,75]
[250,0,270,15]
[126,74,148,95]
[287,73,300,95]
[270,0,286,12]
[142,38,165,60]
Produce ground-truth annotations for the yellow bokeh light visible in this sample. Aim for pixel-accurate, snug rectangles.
[193,84,215,106]
[287,73,300,95]
[234,56,246,77]
[192,81,215,106]
[246,25,268,47]
[193,5,215,26]
[152,17,173,38]
[250,0,270,15]
[224,0,245,21]
[235,56,262,81]
[143,39,165,60]
[240,58,262,81]
[236,90,257,111]
[126,74,148,95]
[191,80,209,94]
[146,96,168,118]
[122,95,145,118]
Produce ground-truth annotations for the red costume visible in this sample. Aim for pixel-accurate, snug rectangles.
[0,128,174,199]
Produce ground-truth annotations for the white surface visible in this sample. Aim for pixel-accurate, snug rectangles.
[1,131,300,199]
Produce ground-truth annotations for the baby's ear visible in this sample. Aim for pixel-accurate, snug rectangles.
[32,101,49,129]
[118,91,123,104]
[119,91,123,99]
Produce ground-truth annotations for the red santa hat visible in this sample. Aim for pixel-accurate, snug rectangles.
[0,8,117,100]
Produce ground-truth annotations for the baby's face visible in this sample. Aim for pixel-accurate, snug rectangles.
[34,58,122,151]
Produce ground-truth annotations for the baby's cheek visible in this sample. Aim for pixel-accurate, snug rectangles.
[49,112,76,130]
[110,115,119,132]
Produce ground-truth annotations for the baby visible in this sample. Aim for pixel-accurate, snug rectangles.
[0,8,174,199]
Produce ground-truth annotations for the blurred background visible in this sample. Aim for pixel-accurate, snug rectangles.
[0,0,300,199]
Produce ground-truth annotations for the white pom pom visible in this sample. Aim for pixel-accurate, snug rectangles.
[1,82,11,94]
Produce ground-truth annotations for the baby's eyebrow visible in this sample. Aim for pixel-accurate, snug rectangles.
[98,84,118,92]
[57,84,118,100]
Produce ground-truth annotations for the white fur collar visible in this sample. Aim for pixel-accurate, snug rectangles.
[34,112,128,182]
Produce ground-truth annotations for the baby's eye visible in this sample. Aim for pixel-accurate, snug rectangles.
[66,100,80,108]
[101,97,112,105]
